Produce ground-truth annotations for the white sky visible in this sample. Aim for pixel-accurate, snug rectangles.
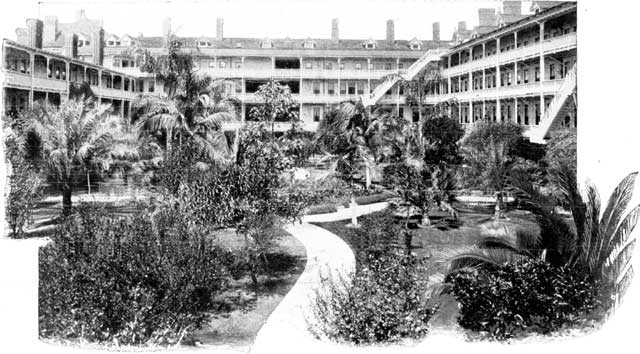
[0,0,509,41]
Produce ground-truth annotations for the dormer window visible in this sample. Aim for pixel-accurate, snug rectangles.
[107,40,114,46]
[260,39,273,49]
[363,39,377,49]
[302,39,316,49]
[115,41,121,46]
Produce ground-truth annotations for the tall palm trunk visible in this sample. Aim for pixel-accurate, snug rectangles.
[365,166,371,190]
[62,183,73,216]
[232,127,240,164]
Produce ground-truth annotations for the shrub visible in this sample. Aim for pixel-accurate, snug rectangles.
[6,163,43,237]
[311,249,437,344]
[445,259,602,341]
[39,204,236,345]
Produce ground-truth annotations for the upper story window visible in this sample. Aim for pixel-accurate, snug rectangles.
[325,62,333,70]
[339,63,344,70]
[260,39,273,49]
[219,61,227,68]
[305,62,313,69]
[409,40,421,50]
[385,63,392,70]
[355,63,362,70]
[107,40,115,46]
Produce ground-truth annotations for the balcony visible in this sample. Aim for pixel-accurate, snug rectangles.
[221,121,318,132]
[442,32,577,77]
[100,87,137,100]
[203,67,401,80]
[426,79,564,103]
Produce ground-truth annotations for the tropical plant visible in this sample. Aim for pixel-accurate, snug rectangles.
[134,32,239,166]
[19,98,129,214]
[422,114,464,165]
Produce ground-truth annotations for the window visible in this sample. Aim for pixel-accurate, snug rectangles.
[369,63,374,70]
[524,104,529,125]
[549,64,555,80]
[347,82,356,95]
[398,63,404,70]
[303,40,316,49]
[355,63,362,70]
[219,61,226,68]
[260,40,272,49]
[328,82,335,95]
[313,107,321,122]
[340,82,346,95]
[325,62,332,70]
[356,82,364,95]
[339,63,344,70]
[209,61,215,68]
[116,41,121,46]
[235,62,242,69]
[399,107,404,118]
[375,63,383,70]
[148,80,155,93]
[107,40,114,46]
[535,67,540,82]
[365,42,376,49]
[199,41,208,47]
[410,43,420,50]
[524,70,529,84]
[235,82,242,93]
[385,63,392,70]
[398,85,403,95]
[507,72,512,86]
[313,81,320,94]
[305,62,313,69]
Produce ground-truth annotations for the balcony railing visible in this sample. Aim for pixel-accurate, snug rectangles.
[33,76,68,92]
[442,32,577,77]
[221,121,318,132]
[3,71,31,89]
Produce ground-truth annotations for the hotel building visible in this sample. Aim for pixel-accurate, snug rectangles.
[2,0,576,143]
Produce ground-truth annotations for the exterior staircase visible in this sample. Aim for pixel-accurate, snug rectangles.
[361,48,448,107]
[526,64,577,144]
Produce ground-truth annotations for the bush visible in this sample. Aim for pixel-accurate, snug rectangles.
[311,249,437,344]
[445,259,602,341]
[39,204,237,345]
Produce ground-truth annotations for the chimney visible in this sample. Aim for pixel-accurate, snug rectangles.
[458,21,467,31]
[502,1,522,16]
[162,17,171,37]
[76,9,86,22]
[26,19,43,49]
[386,19,395,43]
[216,18,224,41]
[63,34,78,58]
[44,16,58,45]
[478,8,496,27]
[91,30,104,65]
[432,22,440,41]
[331,18,339,42]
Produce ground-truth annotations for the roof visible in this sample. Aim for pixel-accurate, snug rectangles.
[134,36,447,51]
[530,1,562,12]
[498,13,528,25]
[449,1,575,50]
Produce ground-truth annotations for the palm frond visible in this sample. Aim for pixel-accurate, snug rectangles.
[600,172,638,249]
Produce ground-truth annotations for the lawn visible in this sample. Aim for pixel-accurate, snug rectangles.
[186,229,307,350]
[310,202,540,329]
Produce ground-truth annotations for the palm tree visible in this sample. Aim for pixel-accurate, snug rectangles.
[315,101,377,189]
[21,98,128,215]
[448,167,640,308]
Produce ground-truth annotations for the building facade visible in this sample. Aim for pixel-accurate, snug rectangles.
[2,0,576,142]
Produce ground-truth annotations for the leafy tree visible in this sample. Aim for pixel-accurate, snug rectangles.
[383,163,434,228]
[249,79,299,137]
[20,98,127,214]
[422,114,464,165]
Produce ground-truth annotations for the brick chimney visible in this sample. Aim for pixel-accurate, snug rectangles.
[44,16,58,45]
[478,8,497,27]
[91,30,104,65]
[63,34,78,58]
[458,21,467,31]
[432,22,440,41]
[26,19,43,49]
[331,18,339,42]
[386,19,394,43]
[502,1,522,16]
[216,18,224,41]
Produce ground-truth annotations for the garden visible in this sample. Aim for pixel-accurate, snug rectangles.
[3,32,639,349]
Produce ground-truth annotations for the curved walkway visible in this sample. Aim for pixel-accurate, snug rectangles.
[250,203,389,353]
